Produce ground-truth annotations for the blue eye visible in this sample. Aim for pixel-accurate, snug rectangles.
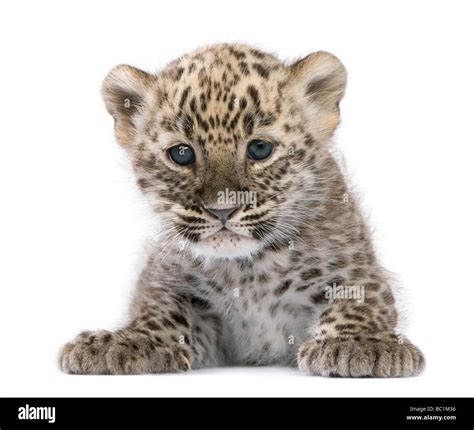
[247,140,273,161]
[168,144,195,166]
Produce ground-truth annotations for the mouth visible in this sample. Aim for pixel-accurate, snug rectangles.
[199,222,252,240]
[200,226,247,244]
[190,226,262,259]
[209,228,241,239]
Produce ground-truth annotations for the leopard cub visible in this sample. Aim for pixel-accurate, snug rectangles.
[60,44,424,377]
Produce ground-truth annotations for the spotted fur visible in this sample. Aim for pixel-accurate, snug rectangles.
[59,44,424,377]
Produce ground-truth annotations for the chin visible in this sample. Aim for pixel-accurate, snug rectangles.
[190,230,263,260]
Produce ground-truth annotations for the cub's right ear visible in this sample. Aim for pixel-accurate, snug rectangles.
[101,64,155,147]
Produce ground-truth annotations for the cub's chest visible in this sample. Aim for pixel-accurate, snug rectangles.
[192,263,329,364]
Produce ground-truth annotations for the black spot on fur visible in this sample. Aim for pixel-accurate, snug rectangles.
[170,312,189,328]
[274,279,292,297]
[252,63,270,79]
[247,85,260,107]
[243,112,254,135]
[300,268,323,281]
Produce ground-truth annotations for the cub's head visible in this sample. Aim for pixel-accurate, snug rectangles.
[102,44,346,260]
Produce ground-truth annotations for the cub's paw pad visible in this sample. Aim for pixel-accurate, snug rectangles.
[298,334,425,378]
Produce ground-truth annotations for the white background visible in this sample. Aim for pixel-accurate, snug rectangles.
[0,0,473,397]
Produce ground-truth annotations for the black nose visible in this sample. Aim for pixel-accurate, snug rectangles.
[202,205,240,224]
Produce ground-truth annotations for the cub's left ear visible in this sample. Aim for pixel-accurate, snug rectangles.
[289,51,347,141]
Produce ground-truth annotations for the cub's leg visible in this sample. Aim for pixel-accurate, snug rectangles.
[298,279,425,377]
[59,283,224,374]
[187,297,227,369]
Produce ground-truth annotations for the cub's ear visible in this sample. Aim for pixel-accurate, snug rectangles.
[289,51,347,141]
[101,64,156,147]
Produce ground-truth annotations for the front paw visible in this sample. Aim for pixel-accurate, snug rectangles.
[59,330,191,375]
[298,334,425,377]
[105,332,191,374]
[59,330,113,374]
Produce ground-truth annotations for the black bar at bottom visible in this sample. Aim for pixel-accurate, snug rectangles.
[0,397,472,428]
